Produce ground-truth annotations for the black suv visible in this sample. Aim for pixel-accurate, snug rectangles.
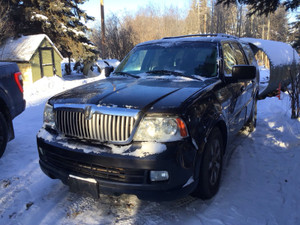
[37,34,259,201]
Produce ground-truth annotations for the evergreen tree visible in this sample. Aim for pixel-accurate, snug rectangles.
[216,0,299,16]
[290,14,300,52]
[0,1,15,45]
[2,0,97,65]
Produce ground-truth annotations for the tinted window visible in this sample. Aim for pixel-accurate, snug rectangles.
[241,43,256,65]
[231,42,246,65]
[116,42,218,78]
[222,43,236,75]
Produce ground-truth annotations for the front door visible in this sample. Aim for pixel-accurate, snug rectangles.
[38,47,56,78]
[222,41,248,137]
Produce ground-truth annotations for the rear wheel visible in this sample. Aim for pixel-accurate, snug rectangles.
[192,127,224,199]
[0,112,8,158]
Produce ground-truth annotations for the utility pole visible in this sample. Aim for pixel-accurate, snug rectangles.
[100,0,106,58]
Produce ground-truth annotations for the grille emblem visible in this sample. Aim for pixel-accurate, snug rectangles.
[84,106,93,120]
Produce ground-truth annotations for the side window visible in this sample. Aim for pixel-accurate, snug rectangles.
[241,43,256,65]
[222,43,236,75]
[231,42,246,65]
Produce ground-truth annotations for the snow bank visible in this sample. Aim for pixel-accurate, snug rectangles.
[24,75,103,107]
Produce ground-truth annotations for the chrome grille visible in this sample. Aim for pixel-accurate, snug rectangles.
[55,109,136,142]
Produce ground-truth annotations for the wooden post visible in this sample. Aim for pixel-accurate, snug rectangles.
[38,48,44,78]
[51,48,56,75]
[101,0,106,58]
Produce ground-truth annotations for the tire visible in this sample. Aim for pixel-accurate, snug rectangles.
[247,96,257,132]
[192,127,224,200]
[0,112,8,158]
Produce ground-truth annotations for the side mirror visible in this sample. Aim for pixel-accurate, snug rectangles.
[232,65,256,81]
[104,66,114,77]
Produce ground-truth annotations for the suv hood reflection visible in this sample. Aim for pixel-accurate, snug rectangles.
[49,77,215,112]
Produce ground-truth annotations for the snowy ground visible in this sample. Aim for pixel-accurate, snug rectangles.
[1,75,300,225]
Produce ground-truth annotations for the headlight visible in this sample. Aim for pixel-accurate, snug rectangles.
[43,103,55,129]
[134,117,188,142]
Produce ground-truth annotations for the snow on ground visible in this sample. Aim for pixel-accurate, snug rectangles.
[24,74,105,107]
[1,75,300,225]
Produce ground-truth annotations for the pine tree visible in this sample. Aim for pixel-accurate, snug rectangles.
[0,1,15,45]
[290,14,300,52]
[2,0,97,66]
[216,0,299,16]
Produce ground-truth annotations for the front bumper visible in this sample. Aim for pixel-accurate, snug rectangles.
[37,128,199,201]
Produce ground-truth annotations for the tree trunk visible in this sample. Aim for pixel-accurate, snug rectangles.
[204,13,207,33]
[267,15,271,40]
[291,97,297,119]
[65,56,71,75]
[210,0,214,33]
[238,5,243,37]
[197,1,201,33]
[262,18,265,40]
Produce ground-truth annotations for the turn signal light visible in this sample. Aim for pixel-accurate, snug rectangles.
[176,118,188,137]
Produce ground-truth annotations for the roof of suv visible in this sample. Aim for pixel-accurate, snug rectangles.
[137,33,239,47]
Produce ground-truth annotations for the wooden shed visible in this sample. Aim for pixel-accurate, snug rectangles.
[0,34,63,87]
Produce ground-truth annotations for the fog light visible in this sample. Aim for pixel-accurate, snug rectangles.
[150,171,169,182]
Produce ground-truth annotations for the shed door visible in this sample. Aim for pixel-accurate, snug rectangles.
[38,47,56,77]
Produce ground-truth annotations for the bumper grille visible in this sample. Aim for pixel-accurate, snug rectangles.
[45,150,146,184]
[55,109,136,142]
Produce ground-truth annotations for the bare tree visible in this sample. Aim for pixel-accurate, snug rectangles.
[287,56,300,119]
[91,14,135,60]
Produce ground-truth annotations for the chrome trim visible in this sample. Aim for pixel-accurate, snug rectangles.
[53,104,141,144]
[54,104,139,117]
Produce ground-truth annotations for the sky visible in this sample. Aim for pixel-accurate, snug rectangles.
[80,0,190,27]
[81,0,298,28]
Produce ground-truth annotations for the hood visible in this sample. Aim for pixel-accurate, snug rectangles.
[49,77,215,112]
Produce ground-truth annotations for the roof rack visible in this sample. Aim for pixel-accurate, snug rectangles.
[162,33,238,40]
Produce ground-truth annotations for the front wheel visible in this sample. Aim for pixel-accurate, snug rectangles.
[192,127,224,199]
[0,112,8,158]
[247,96,257,132]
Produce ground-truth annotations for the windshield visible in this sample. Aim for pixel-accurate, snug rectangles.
[115,42,218,78]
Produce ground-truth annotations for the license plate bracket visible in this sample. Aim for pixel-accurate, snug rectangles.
[68,175,99,198]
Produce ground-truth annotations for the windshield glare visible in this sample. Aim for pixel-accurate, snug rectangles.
[115,42,218,78]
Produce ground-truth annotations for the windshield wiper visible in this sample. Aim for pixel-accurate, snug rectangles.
[146,70,202,81]
[113,71,140,79]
